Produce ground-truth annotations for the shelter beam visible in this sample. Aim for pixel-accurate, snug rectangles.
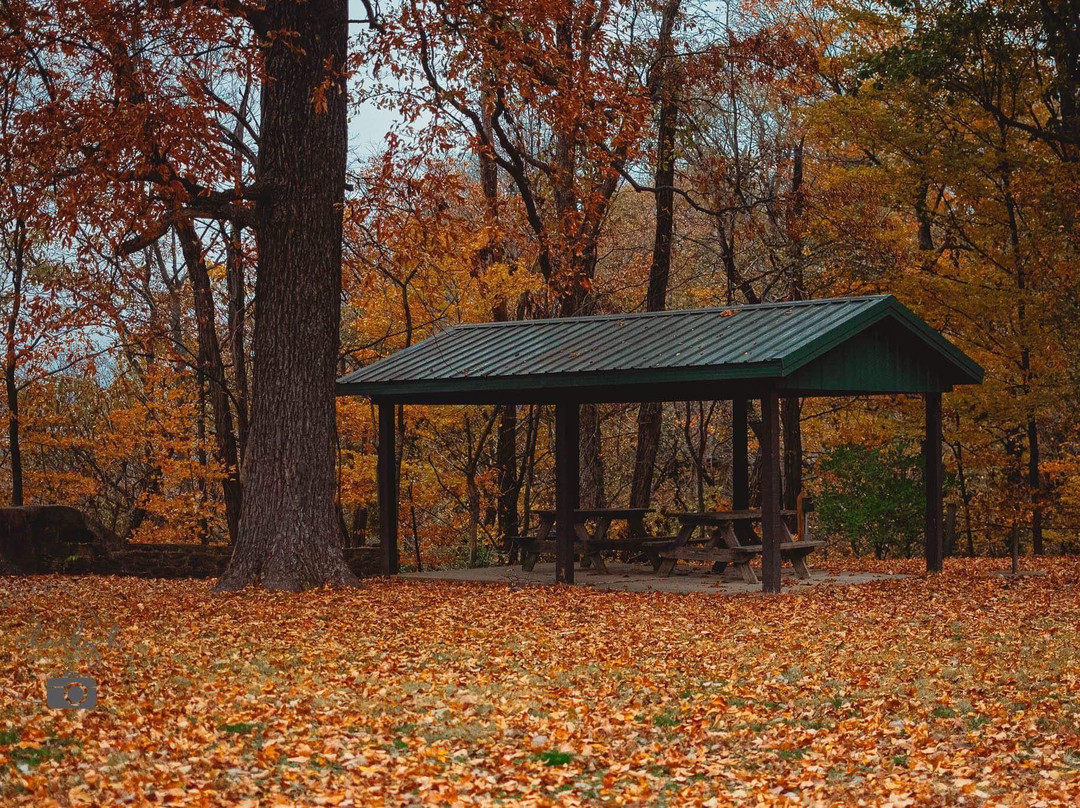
[924,392,944,573]
[759,391,782,593]
[555,402,580,584]
[377,401,399,575]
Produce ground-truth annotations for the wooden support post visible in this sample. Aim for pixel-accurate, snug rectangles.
[925,392,944,573]
[554,401,580,584]
[377,401,399,576]
[732,399,749,510]
[759,391,782,594]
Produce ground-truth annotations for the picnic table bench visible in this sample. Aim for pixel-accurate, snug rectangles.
[511,508,675,574]
[658,506,823,584]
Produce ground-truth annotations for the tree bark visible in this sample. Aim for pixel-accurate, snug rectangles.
[496,403,519,543]
[781,140,806,511]
[217,0,356,590]
[4,218,24,507]
[1041,0,1080,161]
[781,396,802,511]
[630,0,681,512]
[1028,417,1043,554]
[578,402,605,509]
[225,222,250,463]
[1002,151,1044,556]
[177,220,242,544]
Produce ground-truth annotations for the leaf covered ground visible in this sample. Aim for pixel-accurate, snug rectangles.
[2,559,1079,806]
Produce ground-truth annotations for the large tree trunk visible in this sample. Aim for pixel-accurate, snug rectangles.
[177,220,242,544]
[217,0,356,590]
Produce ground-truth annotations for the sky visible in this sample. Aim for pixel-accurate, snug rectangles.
[349,99,399,159]
[347,1,404,160]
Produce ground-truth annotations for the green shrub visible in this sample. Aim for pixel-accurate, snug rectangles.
[816,442,926,558]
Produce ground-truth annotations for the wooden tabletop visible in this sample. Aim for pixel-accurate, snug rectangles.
[534,508,653,520]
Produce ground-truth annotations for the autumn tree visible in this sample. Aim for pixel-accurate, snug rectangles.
[804,0,1080,552]
[217,0,360,589]
[364,0,664,509]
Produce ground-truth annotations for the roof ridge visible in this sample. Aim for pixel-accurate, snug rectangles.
[451,295,893,330]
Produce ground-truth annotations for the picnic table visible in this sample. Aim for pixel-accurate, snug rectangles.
[514,508,675,574]
[658,506,823,584]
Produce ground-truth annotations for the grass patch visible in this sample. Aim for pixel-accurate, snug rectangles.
[9,738,79,769]
[219,721,264,735]
[933,707,957,719]
[777,748,808,761]
[652,708,682,728]
[0,729,19,746]
[535,750,574,767]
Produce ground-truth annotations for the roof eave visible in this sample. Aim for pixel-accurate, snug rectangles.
[337,360,786,401]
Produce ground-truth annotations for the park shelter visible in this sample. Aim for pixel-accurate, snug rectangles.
[336,295,984,593]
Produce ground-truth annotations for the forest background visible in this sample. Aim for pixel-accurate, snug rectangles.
[2,0,1078,568]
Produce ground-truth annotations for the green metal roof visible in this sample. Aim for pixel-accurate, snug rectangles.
[337,295,983,404]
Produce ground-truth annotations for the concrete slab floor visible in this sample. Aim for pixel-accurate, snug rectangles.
[403,561,902,594]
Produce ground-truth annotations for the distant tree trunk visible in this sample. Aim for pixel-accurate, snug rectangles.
[556,249,606,508]
[781,140,806,511]
[481,91,520,547]
[408,483,422,571]
[579,403,605,508]
[949,420,976,556]
[516,404,541,559]
[496,403,518,541]
[226,222,250,463]
[1001,150,1043,556]
[217,0,356,590]
[350,504,367,546]
[1041,0,1080,162]
[630,0,681,514]
[227,72,252,463]
[4,218,25,507]
[944,503,958,557]
[177,220,242,544]
[557,249,605,508]
[1028,417,1043,554]
[467,472,481,567]
[196,375,211,544]
[748,408,762,509]
[781,397,802,511]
